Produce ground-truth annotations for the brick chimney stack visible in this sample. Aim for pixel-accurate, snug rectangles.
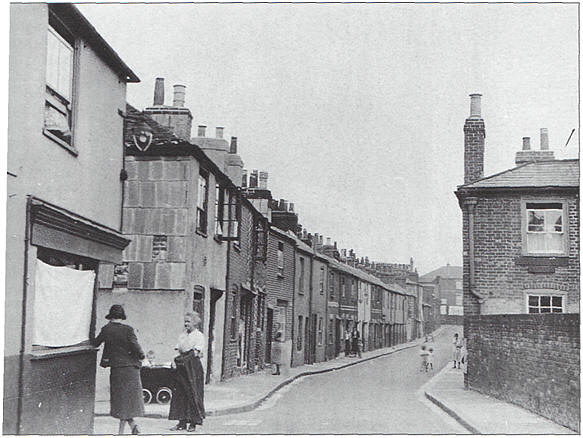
[145,77,193,140]
[515,128,555,165]
[464,94,486,183]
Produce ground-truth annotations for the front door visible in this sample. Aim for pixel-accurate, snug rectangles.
[206,289,222,384]
[335,319,341,357]
[265,308,273,363]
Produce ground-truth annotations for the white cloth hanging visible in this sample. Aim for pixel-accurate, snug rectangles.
[33,259,96,347]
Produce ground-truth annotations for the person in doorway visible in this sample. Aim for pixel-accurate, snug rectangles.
[271,331,283,375]
[351,325,362,358]
[93,304,145,435]
[344,326,351,357]
[452,333,463,368]
[169,312,206,432]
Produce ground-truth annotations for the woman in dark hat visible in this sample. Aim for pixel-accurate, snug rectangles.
[93,304,145,435]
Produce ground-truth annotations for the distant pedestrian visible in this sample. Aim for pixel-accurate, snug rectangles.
[351,326,362,358]
[460,339,467,373]
[271,331,283,375]
[169,312,206,432]
[452,333,462,368]
[427,347,434,371]
[344,328,351,357]
[93,304,145,435]
[419,344,428,372]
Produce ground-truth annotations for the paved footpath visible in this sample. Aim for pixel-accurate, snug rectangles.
[424,355,576,434]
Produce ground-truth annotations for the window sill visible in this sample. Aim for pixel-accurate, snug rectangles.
[213,235,223,244]
[516,255,569,265]
[43,129,78,157]
[233,244,241,252]
[195,229,208,238]
[30,344,98,361]
[277,273,284,279]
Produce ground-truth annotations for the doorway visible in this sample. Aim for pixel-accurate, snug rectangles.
[206,289,222,384]
[265,308,273,363]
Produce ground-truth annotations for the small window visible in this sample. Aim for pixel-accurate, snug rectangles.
[196,170,209,234]
[524,201,567,255]
[277,242,284,276]
[319,267,325,294]
[527,294,564,313]
[341,277,346,297]
[254,218,268,262]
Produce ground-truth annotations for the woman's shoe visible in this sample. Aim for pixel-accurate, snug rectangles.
[131,424,140,435]
[187,424,197,432]
[170,422,187,431]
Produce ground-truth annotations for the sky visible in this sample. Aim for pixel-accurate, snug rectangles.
[76,2,579,275]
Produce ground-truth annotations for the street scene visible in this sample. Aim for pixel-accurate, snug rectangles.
[5,2,580,435]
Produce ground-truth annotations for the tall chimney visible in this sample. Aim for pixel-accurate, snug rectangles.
[153,77,165,106]
[540,128,549,150]
[230,137,238,154]
[522,137,531,150]
[326,237,331,246]
[464,93,486,183]
[173,84,186,107]
[216,127,224,139]
[197,125,206,137]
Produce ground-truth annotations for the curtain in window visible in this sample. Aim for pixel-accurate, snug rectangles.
[33,259,95,347]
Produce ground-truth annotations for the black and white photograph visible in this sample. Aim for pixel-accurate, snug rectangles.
[4,1,580,435]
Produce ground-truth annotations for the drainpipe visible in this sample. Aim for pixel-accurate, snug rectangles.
[465,197,487,308]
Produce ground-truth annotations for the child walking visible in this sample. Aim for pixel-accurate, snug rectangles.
[426,347,434,372]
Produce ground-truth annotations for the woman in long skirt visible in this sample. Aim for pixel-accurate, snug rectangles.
[93,304,145,435]
[169,312,206,432]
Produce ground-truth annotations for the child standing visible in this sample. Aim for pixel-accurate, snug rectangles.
[419,344,429,372]
[426,347,434,372]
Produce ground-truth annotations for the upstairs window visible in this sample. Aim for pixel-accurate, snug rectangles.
[341,277,346,297]
[277,242,284,276]
[329,272,335,298]
[44,22,75,151]
[196,170,209,235]
[254,217,268,262]
[319,267,325,294]
[299,258,305,293]
[218,188,241,243]
[523,201,567,255]
[214,184,225,237]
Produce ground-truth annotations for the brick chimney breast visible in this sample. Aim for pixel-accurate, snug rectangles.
[464,93,486,183]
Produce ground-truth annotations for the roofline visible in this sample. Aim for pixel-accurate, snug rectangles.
[269,226,296,242]
[50,4,140,83]
[457,158,579,190]
[455,186,579,198]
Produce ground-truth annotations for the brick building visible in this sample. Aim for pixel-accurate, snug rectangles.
[6,4,136,433]
[455,93,580,431]
[419,264,463,325]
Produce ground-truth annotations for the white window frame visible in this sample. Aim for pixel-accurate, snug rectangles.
[277,242,284,276]
[521,199,569,256]
[44,22,77,154]
[525,291,566,314]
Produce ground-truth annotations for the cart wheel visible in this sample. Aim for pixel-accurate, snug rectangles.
[142,388,152,404]
[156,387,172,404]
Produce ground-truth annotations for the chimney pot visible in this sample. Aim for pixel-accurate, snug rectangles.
[249,170,258,188]
[326,237,331,246]
[319,235,323,245]
[289,203,295,213]
[540,128,549,150]
[173,84,186,107]
[216,127,224,139]
[230,137,238,154]
[522,137,531,151]
[241,169,248,188]
[259,171,268,189]
[197,125,206,137]
[469,93,482,119]
[334,241,338,249]
[153,77,165,106]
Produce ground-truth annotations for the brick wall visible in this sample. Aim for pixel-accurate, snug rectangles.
[465,314,580,432]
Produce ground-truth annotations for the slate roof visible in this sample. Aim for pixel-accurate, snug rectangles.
[458,159,579,190]
[419,265,462,282]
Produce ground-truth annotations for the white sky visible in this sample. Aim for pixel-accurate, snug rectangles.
[77,2,579,274]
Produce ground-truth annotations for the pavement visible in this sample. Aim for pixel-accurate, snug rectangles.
[95,329,440,419]
[423,362,576,434]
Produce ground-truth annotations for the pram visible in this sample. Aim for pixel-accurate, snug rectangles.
[140,363,174,404]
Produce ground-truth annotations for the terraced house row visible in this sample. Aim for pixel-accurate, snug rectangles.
[5,5,437,434]
[102,78,437,392]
